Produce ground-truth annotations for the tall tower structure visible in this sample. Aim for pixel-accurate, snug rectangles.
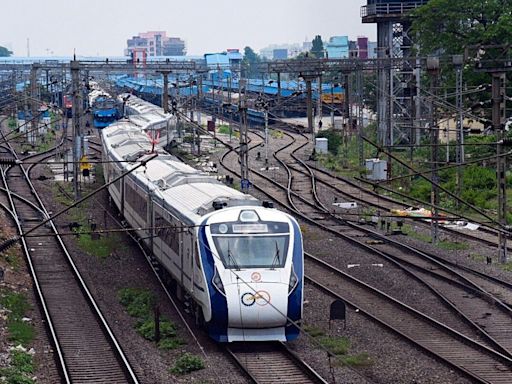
[361,0,429,151]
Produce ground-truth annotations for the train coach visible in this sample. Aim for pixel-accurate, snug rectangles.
[101,95,304,342]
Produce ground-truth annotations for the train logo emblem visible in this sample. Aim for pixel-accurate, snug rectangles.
[251,272,261,282]
[241,291,271,306]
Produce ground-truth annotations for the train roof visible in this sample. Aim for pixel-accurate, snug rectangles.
[102,104,258,221]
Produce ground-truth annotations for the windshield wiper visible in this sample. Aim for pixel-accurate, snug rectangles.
[228,242,241,271]
[270,241,280,269]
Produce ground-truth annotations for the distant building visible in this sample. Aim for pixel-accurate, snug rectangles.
[347,36,375,58]
[273,49,288,60]
[260,43,305,59]
[302,40,312,52]
[125,31,186,57]
[226,49,243,66]
[368,41,377,58]
[325,36,349,59]
[357,37,368,59]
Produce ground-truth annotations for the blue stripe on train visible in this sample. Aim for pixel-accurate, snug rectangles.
[286,219,303,341]
[199,219,229,342]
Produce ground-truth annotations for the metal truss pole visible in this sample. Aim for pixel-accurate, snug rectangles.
[427,57,440,245]
[239,79,250,192]
[454,55,464,208]
[306,78,314,141]
[71,60,82,200]
[30,65,38,145]
[494,73,508,263]
[356,66,364,166]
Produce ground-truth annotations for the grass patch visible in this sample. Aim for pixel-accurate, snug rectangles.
[10,350,34,374]
[76,232,122,259]
[170,353,204,375]
[7,321,35,345]
[0,291,36,346]
[1,291,30,318]
[217,125,231,135]
[136,318,177,341]
[339,352,372,367]
[303,325,325,337]
[51,183,74,206]
[270,130,283,139]
[438,240,469,251]
[158,337,186,350]
[401,224,433,243]
[0,349,35,384]
[318,336,350,355]
[502,262,512,272]
[4,251,21,269]
[119,288,154,318]
[470,254,486,262]
[118,287,186,349]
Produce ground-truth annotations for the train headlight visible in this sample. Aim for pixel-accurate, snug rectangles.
[212,267,226,296]
[288,266,299,294]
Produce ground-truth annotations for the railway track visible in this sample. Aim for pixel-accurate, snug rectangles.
[0,128,139,383]
[225,342,328,384]
[305,252,512,383]
[213,125,512,382]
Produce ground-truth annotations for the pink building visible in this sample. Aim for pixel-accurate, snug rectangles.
[126,31,186,57]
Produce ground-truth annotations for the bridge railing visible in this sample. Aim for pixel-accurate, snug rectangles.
[361,1,429,18]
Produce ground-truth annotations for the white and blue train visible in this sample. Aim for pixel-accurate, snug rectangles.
[101,94,304,342]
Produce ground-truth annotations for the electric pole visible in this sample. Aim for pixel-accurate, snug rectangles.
[453,55,464,209]
[30,64,38,145]
[427,57,440,245]
[494,72,507,263]
[469,44,512,263]
[239,79,250,192]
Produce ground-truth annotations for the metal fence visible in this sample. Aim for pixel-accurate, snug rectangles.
[361,1,429,18]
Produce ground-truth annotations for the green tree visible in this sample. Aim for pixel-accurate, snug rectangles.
[412,0,512,55]
[241,46,261,77]
[0,46,13,57]
[412,0,512,120]
[310,35,324,58]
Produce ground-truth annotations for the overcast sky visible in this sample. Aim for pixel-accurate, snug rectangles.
[1,0,376,57]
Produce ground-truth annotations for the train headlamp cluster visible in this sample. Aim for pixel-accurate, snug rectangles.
[239,210,259,222]
[212,267,226,296]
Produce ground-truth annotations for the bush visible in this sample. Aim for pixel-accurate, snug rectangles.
[0,350,35,384]
[8,321,35,345]
[118,288,154,318]
[10,350,34,374]
[136,318,176,341]
[158,338,185,350]
[170,353,204,375]
[0,292,30,318]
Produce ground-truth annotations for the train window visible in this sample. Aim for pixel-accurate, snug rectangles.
[125,182,147,219]
[212,235,289,269]
[154,211,179,254]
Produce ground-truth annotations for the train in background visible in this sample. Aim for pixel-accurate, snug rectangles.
[89,89,121,129]
[101,94,304,342]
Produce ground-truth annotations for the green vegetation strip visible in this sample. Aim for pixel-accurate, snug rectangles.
[304,324,372,367]
[0,290,36,384]
[118,288,204,375]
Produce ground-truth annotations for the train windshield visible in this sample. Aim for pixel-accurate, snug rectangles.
[213,235,289,269]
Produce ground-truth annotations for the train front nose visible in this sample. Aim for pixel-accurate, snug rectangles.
[225,282,289,328]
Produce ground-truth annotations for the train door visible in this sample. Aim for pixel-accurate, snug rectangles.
[181,227,194,293]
